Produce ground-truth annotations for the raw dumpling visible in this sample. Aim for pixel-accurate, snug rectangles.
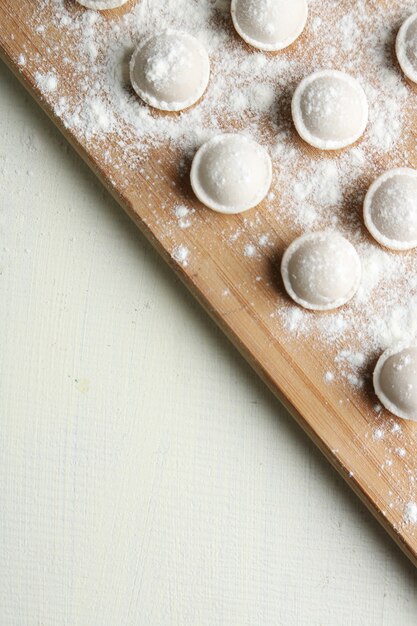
[292,70,368,150]
[231,0,308,51]
[190,134,272,214]
[130,30,210,111]
[364,168,417,250]
[281,231,361,310]
[396,13,417,83]
[76,0,129,9]
[374,344,417,421]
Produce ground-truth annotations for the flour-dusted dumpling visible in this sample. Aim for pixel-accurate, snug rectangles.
[281,231,361,310]
[76,0,129,9]
[374,344,417,421]
[190,134,272,214]
[130,30,210,112]
[231,0,308,52]
[292,70,368,150]
[396,13,417,83]
[364,168,417,251]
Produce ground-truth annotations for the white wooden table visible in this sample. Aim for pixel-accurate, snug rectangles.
[1,60,417,626]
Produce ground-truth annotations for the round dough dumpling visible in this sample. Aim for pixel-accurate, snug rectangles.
[190,134,272,214]
[281,231,361,310]
[374,344,417,421]
[231,0,308,52]
[396,13,417,83]
[76,0,129,8]
[292,70,368,150]
[364,168,417,250]
[130,30,210,112]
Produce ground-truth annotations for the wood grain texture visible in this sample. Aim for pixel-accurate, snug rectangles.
[1,0,417,569]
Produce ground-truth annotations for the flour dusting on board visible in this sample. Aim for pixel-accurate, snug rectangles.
[15,0,417,520]
[404,501,417,525]
[172,244,189,267]
[34,70,58,93]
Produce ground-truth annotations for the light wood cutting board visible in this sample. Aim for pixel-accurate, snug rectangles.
[2,0,417,567]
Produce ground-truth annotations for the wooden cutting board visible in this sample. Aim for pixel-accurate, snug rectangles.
[2,0,417,566]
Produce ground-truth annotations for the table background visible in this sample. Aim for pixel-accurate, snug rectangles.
[1,60,417,625]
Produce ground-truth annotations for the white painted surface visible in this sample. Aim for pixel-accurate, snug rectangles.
[1,61,417,625]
